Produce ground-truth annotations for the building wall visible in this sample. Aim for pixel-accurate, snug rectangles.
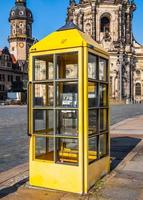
[0,48,23,100]
[10,40,27,61]
[67,0,140,103]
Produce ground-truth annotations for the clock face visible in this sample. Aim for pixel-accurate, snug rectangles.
[19,42,24,48]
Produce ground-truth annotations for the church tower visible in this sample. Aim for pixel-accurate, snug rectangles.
[8,0,34,61]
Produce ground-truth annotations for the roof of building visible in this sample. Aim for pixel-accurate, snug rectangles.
[0,47,17,64]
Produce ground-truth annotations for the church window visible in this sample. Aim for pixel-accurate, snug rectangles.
[100,16,110,32]
[8,62,12,68]
[0,85,5,91]
[19,11,24,16]
[19,23,23,27]
[4,55,9,61]
[11,75,13,82]
[8,75,11,82]
[136,70,141,76]
[16,76,21,81]
[2,75,5,81]
[135,83,141,96]
[28,12,31,17]
[11,11,15,16]
[12,47,15,51]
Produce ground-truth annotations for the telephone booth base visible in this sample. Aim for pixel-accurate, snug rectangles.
[29,151,110,194]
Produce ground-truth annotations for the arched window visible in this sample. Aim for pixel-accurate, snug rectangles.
[100,16,110,32]
[135,83,141,96]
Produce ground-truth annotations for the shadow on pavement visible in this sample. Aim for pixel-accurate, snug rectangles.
[0,177,28,198]
[110,136,141,170]
[0,137,141,198]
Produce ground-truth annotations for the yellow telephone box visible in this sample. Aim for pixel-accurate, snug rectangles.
[28,22,110,194]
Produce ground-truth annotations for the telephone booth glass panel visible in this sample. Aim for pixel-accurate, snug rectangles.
[32,52,79,165]
[35,136,54,161]
[88,53,109,164]
[99,58,107,81]
[88,54,97,79]
[57,52,78,79]
[34,55,54,81]
[56,138,78,164]
[33,110,54,135]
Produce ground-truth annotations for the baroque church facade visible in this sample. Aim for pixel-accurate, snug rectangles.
[0,0,34,100]
[67,0,143,103]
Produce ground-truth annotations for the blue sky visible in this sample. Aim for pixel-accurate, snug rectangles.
[0,0,143,48]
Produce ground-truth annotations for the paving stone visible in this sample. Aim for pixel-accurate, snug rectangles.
[100,186,141,200]
[123,162,143,172]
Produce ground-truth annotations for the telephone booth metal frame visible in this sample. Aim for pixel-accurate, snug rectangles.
[28,25,110,194]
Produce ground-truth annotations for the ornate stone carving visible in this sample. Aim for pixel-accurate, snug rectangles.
[103,30,111,42]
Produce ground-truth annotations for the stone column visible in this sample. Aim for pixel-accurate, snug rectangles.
[126,11,131,44]
[91,2,96,40]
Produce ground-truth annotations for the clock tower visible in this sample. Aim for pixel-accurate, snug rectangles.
[9,0,34,61]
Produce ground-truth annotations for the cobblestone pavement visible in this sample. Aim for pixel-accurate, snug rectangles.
[0,106,28,173]
[0,104,143,173]
[0,115,143,200]
[110,104,143,125]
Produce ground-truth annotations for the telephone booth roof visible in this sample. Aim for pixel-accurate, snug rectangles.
[30,23,109,56]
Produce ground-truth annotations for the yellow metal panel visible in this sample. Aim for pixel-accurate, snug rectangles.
[88,157,110,190]
[108,60,111,159]
[30,47,80,57]
[30,29,83,53]
[78,48,84,193]
[30,160,82,193]
[29,54,33,82]
[83,46,88,194]
[30,29,109,58]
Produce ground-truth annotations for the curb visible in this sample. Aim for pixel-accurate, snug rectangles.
[0,163,28,189]
[110,115,143,130]
[110,118,134,130]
